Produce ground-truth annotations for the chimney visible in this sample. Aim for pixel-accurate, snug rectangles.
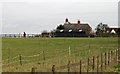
[78,20,80,24]
[65,18,68,23]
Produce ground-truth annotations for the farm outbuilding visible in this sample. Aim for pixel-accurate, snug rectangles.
[105,28,120,37]
[55,18,92,37]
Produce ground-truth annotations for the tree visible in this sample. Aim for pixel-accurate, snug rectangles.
[50,29,56,37]
[95,23,109,36]
[56,24,64,30]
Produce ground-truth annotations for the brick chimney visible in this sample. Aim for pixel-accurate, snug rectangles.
[78,20,80,24]
[65,18,68,23]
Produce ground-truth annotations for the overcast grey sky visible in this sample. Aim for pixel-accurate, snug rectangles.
[1,1,119,34]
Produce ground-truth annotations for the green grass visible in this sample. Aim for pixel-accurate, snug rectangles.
[2,37,118,72]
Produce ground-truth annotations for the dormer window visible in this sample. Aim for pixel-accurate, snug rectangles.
[69,30,72,32]
[79,30,82,32]
[111,29,116,34]
[60,30,64,32]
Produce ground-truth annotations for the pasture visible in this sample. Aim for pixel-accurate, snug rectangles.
[2,37,118,72]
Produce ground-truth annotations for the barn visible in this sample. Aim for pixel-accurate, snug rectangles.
[55,18,92,37]
[105,28,120,37]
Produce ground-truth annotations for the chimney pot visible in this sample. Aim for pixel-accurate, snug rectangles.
[78,20,80,24]
[65,18,68,23]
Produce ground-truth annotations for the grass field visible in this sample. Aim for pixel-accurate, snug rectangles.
[2,37,118,72]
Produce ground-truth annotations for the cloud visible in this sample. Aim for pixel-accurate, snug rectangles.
[2,2,118,33]
[0,0,119,2]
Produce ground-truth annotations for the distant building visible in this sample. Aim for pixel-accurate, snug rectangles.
[41,33,49,37]
[55,18,92,37]
[106,28,119,34]
[105,28,120,37]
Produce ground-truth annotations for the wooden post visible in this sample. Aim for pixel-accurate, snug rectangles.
[43,51,45,61]
[8,48,10,70]
[80,60,81,74]
[39,53,40,62]
[8,56,9,64]
[68,60,70,73]
[8,56,10,69]
[93,56,94,71]
[101,53,103,72]
[97,55,99,73]
[52,65,55,74]
[108,52,110,66]
[87,58,89,73]
[118,48,120,64]
[112,50,115,65]
[105,53,107,70]
[114,50,116,63]
[20,54,22,65]
[116,49,118,63]
[43,50,45,65]
[111,51,113,63]
[31,67,35,74]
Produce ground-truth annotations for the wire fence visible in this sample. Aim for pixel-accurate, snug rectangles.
[2,53,40,66]
[36,48,119,72]
[1,34,41,38]
[2,48,119,72]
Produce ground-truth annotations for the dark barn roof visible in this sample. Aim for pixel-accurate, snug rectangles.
[55,18,92,37]
[64,23,90,31]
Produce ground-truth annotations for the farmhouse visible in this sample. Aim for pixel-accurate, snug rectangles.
[55,18,92,37]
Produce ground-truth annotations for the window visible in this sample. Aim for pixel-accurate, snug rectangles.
[60,30,64,32]
[79,30,82,32]
[111,29,116,34]
[69,30,72,32]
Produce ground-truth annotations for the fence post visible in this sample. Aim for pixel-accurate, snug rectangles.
[8,56,10,64]
[43,51,45,61]
[43,50,45,65]
[105,53,107,70]
[93,56,94,71]
[97,55,99,74]
[118,48,120,64]
[111,51,113,63]
[116,49,118,63]
[101,53,103,72]
[80,60,81,74]
[19,54,22,65]
[108,52,110,66]
[52,65,55,74]
[39,53,40,62]
[114,50,116,63]
[31,67,35,74]
[87,58,89,73]
[68,60,70,73]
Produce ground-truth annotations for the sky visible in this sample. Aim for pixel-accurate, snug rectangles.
[0,0,119,34]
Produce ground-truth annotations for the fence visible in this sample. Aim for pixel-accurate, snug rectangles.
[38,48,118,72]
[2,54,40,66]
[1,34,41,38]
[2,48,119,72]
